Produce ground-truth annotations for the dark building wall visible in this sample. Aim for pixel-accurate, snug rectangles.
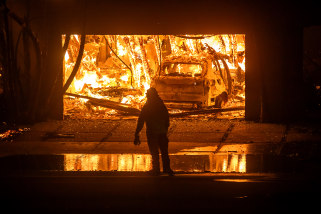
[260,27,303,122]
[5,0,313,122]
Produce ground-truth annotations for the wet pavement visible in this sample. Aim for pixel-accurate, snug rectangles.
[0,118,321,213]
[1,141,320,174]
[1,119,321,156]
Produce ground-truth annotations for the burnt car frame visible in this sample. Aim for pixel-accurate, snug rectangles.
[152,55,231,108]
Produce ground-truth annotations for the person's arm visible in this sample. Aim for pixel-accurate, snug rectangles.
[134,109,145,146]
[165,107,170,129]
[135,112,145,136]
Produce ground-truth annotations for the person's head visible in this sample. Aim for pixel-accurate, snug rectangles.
[146,87,159,100]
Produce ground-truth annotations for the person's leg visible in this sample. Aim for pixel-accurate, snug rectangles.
[147,134,160,174]
[159,134,173,174]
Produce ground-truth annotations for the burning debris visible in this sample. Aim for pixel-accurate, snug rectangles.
[63,34,245,119]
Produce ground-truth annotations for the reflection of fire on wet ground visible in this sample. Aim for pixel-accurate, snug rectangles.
[2,141,320,174]
[64,153,246,173]
[64,145,248,173]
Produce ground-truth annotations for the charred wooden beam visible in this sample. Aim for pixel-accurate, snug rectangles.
[65,92,141,115]
[62,34,71,58]
[88,100,141,116]
[169,106,245,117]
[62,34,86,94]
[65,92,131,106]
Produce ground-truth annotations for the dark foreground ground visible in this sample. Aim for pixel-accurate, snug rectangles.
[1,172,320,214]
[1,118,321,213]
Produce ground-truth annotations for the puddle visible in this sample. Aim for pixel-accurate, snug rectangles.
[0,142,320,174]
[0,152,250,173]
[64,153,246,172]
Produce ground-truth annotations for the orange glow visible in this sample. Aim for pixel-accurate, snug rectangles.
[63,34,245,118]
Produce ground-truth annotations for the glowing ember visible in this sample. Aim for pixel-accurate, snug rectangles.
[0,128,30,141]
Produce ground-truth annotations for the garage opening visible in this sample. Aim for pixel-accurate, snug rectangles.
[62,35,245,119]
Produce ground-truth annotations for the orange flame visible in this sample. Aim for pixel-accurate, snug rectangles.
[63,34,245,118]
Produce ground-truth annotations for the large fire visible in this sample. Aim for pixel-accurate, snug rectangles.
[62,35,245,119]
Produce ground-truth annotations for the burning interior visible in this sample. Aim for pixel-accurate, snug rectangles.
[63,35,245,119]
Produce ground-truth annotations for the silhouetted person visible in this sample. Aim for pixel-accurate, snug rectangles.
[134,87,174,176]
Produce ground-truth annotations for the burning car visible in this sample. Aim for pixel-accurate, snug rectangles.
[152,55,229,108]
